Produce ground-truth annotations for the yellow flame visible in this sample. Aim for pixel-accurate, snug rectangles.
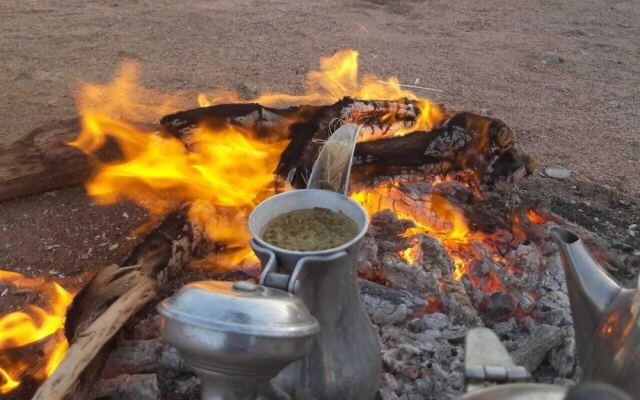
[0,367,20,394]
[44,337,69,377]
[352,181,486,281]
[399,240,421,264]
[0,271,72,393]
[71,49,444,271]
[197,49,442,115]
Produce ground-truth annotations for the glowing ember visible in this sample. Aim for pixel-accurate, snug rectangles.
[527,209,548,224]
[0,270,72,394]
[351,179,521,294]
[399,239,422,265]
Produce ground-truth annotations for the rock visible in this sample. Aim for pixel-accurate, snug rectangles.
[512,324,565,372]
[539,51,563,64]
[235,82,260,100]
[544,166,571,180]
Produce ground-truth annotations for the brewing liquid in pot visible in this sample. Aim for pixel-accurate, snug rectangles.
[261,207,358,251]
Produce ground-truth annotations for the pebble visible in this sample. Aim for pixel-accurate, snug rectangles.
[235,82,259,100]
[539,51,563,64]
[544,166,571,180]
[109,243,120,251]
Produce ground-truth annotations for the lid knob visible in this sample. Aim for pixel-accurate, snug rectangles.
[233,280,258,292]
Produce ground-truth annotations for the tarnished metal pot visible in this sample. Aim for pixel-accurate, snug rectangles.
[158,281,319,400]
[249,189,381,400]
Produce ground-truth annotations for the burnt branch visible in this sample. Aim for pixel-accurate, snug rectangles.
[32,208,208,400]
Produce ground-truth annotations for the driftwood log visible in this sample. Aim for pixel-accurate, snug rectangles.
[0,98,533,202]
[0,119,86,201]
[31,209,208,400]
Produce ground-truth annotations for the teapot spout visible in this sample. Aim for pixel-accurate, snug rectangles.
[551,228,621,366]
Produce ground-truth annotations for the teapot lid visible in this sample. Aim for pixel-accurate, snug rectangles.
[158,280,319,338]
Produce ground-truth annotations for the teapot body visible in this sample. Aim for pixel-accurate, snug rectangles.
[552,228,639,398]
[587,286,640,397]
[249,189,381,400]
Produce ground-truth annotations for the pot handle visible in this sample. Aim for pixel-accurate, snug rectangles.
[250,240,347,294]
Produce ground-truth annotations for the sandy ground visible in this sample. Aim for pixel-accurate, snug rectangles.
[0,2,639,396]
[1,0,639,194]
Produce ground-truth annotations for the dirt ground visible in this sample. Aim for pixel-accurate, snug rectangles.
[0,2,639,396]
[1,0,639,192]
[0,2,639,281]
[0,0,638,283]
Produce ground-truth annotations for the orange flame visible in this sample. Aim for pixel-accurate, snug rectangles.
[351,180,512,291]
[198,49,440,112]
[0,271,72,394]
[71,49,443,270]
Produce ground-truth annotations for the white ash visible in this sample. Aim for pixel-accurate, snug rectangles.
[358,211,579,399]
[102,211,584,399]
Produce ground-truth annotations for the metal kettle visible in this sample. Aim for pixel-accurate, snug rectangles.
[551,228,640,398]
[248,188,381,400]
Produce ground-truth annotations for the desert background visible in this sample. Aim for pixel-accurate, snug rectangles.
[1,0,639,195]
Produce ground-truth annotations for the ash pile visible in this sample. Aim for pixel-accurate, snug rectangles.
[359,210,576,400]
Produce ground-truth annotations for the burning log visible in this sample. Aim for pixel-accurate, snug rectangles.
[351,112,534,186]
[0,118,161,202]
[0,97,531,203]
[31,209,208,400]
[162,99,532,189]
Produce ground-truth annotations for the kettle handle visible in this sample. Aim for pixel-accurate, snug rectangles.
[250,240,347,294]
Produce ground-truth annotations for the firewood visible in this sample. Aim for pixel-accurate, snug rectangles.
[351,112,535,186]
[0,119,155,202]
[0,119,86,201]
[1,100,531,202]
[31,209,207,400]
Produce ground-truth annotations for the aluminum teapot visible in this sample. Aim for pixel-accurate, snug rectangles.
[551,228,640,398]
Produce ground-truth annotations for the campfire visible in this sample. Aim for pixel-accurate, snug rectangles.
[0,49,635,399]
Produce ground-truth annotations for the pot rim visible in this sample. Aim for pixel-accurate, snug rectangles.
[248,189,369,256]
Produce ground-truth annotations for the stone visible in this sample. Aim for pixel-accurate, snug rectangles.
[512,324,565,372]
[544,166,572,180]
[539,51,563,64]
[235,82,259,100]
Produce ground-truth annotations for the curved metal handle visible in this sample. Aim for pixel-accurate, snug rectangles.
[250,240,348,294]
[287,251,348,294]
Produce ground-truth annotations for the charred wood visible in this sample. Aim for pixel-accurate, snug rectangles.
[351,112,535,187]
[32,208,208,400]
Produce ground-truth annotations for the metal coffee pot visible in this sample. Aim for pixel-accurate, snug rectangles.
[551,227,640,398]
[248,188,381,400]
[158,280,320,400]
[159,124,381,399]
[246,124,380,399]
